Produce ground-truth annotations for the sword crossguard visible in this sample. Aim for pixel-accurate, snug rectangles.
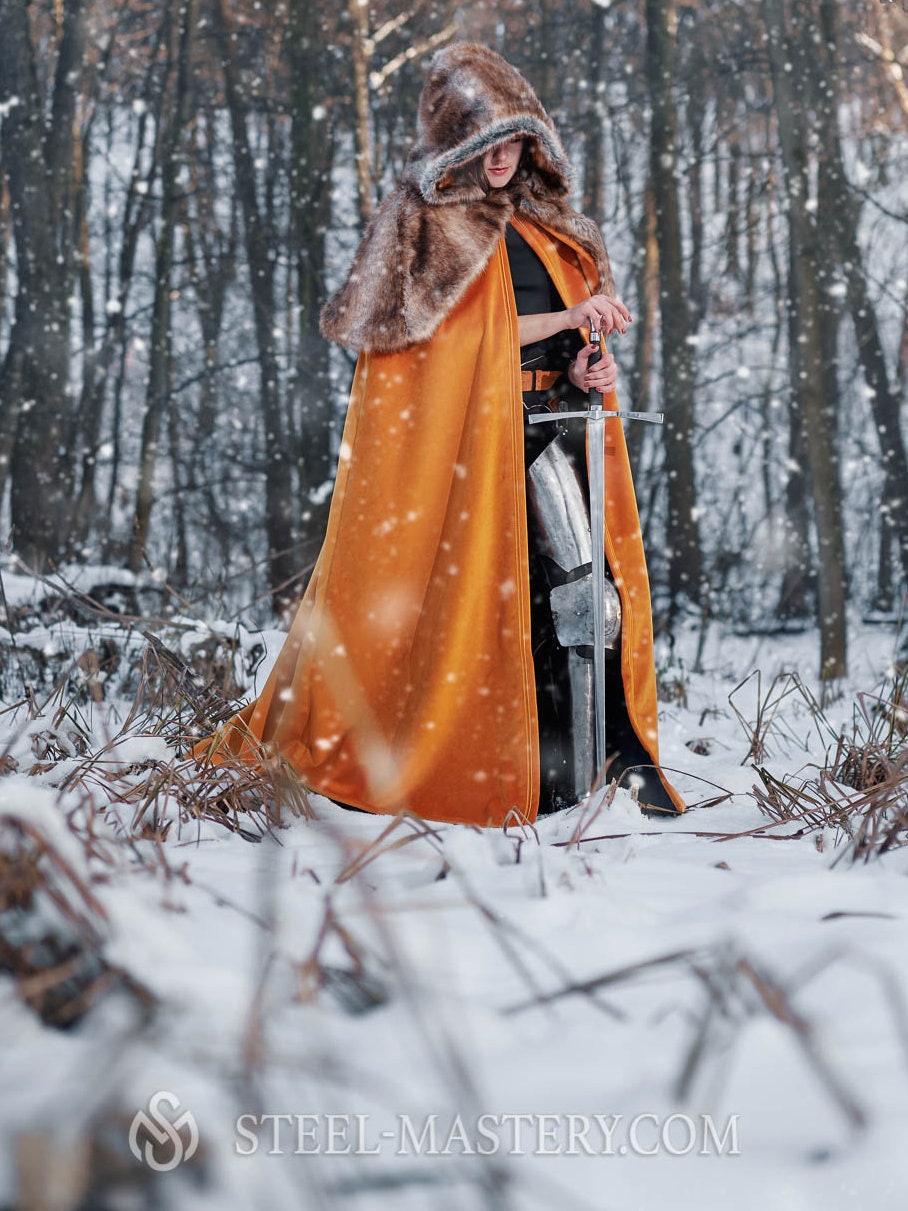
[528,408,664,425]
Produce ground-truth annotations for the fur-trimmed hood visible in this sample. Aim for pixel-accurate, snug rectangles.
[321,43,614,353]
[404,40,571,205]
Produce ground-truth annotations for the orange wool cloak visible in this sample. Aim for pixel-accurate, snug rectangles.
[195,217,684,824]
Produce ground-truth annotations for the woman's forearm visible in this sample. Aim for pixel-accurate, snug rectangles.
[518,295,633,349]
[517,311,568,347]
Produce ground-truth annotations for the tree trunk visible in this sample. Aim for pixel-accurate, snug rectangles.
[288,0,336,572]
[0,0,85,569]
[645,0,703,611]
[725,132,741,280]
[73,28,166,551]
[628,181,659,469]
[687,78,706,326]
[872,512,894,614]
[183,151,235,575]
[775,365,815,623]
[815,0,908,591]
[216,0,297,613]
[744,148,758,313]
[764,0,847,680]
[349,0,375,225]
[186,110,236,448]
[0,178,9,345]
[581,3,606,227]
[129,0,198,572]
[761,165,813,622]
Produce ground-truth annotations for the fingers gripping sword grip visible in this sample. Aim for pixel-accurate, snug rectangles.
[588,328,603,408]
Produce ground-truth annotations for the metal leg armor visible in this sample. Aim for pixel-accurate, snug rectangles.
[526,433,621,800]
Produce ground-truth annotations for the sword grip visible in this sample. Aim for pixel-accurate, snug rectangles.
[588,328,603,409]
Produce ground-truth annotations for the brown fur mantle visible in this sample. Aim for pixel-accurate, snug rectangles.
[320,44,616,353]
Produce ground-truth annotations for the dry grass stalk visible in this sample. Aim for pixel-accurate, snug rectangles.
[751,669,908,862]
[10,658,318,845]
[678,946,868,1132]
[505,947,697,1015]
[127,631,251,740]
[736,957,865,1128]
[0,815,154,1028]
[293,899,390,1015]
[657,668,690,709]
[729,669,833,764]
[752,766,860,835]
[15,1130,92,1211]
[333,811,447,884]
[452,875,627,1021]
[1,816,107,937]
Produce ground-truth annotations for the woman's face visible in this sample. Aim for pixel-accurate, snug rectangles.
[482,137,524,188]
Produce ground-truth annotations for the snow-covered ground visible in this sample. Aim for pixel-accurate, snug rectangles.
[1,569,907,1210]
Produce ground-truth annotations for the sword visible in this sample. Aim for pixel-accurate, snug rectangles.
[528,329,663,789]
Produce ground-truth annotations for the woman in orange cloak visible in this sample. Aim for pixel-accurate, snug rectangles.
[193,43,684,825]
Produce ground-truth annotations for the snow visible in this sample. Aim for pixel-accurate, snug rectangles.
[0,586,905,1209]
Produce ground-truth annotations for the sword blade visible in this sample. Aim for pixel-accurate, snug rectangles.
[588,410,608,775]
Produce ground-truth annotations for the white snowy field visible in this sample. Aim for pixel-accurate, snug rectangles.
[1,567,907,1210]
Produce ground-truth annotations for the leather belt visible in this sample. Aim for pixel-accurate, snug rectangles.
[521,369,562,392]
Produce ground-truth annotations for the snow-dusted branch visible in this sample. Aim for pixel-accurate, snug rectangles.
[369,23,457,93]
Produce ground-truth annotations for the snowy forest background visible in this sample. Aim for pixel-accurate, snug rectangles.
[1,0,906,678]
[3,2,908,1210]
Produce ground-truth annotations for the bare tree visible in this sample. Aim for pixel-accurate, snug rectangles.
[72,15,166,552]
[0,0,85,569]
[214,0,297,612]
[287,0,337,564]
[182,108,238,570]
[645,0,703,612]
[129,0,199,573]
[816,0,908,604]
[764,0,847,680]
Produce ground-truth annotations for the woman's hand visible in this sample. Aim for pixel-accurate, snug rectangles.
[568,343,618,395]
[564,294,632,337]
[517,295,632,348]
